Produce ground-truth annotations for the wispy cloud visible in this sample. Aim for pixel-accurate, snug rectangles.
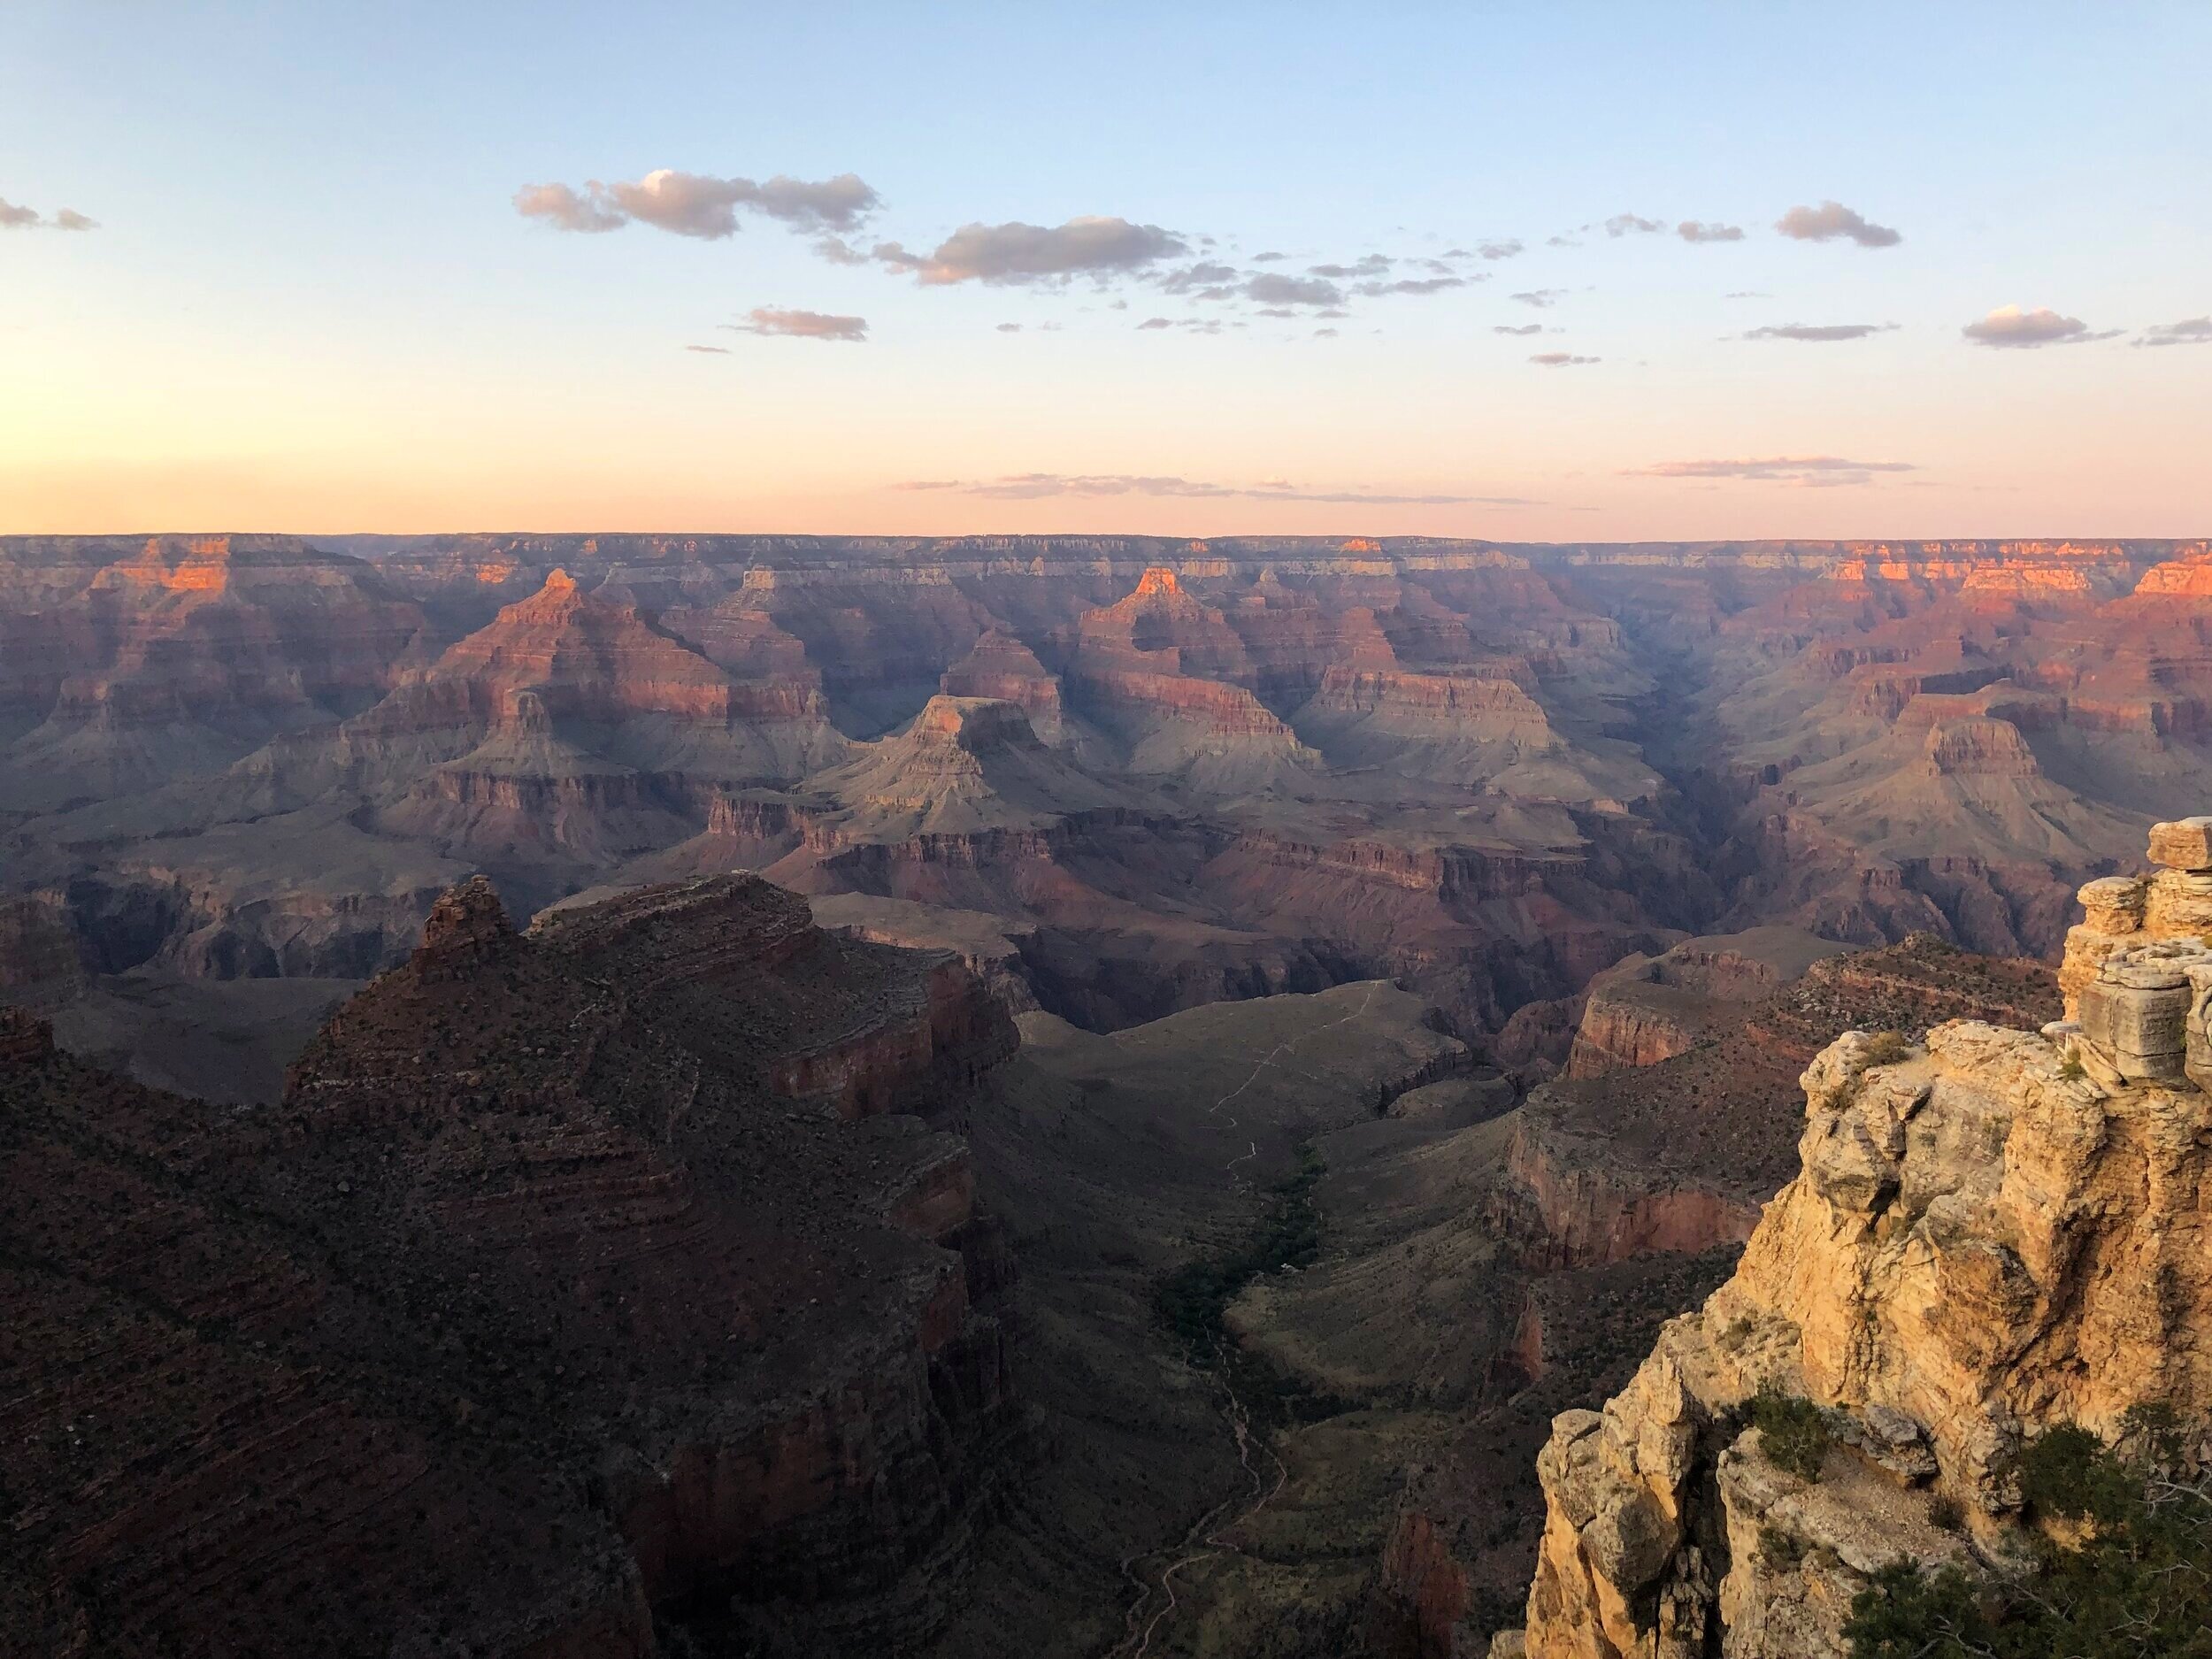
[1510,288,1566,307]
[890,472,1529,505]
[1627,455,1918,486]
[1308,254,1391,278]
[1356,275,1469,296]
[683,343,732,354]
[1605,213,1664,236]
[873,216,1186,284]
[2135,316,2212,349]
[1677,219,1744,243]
[1474,239,1524,260]
[0,196,97,231]
[1742,321,1898,342]
[723,306,869,342]
[1493,323,1545,336]
[516,169,879,238]
[1962,304,2116,348]
[1530,352,1599,367]
[1246,272,1343,306]
[1775,200,1901,248]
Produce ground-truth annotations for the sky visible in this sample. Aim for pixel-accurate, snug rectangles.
[3,1,2208,540]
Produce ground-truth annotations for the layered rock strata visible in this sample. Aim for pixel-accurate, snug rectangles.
[0,872,1021,1657]
[1507,817,2212,1658]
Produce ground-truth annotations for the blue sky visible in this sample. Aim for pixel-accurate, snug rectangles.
[4,2,2208,536]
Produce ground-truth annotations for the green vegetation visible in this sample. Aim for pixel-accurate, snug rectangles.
[1747,1388,1832,1482]
[1862,1029,1911,1065]
[1153,1142,1347,1432]
[1846,1412,2212,1659]
[1154,1142,1325,1356]
[2060,1048,2088,1082]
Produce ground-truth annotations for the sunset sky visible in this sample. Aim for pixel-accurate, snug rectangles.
[4,2,2208,539]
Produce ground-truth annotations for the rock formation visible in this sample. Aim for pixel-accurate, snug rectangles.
[10,534,2212,1085]
[1503,816,2212,1658]
[0,872,1021,1656]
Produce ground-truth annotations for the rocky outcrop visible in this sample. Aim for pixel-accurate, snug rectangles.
[1508,818,2212,1658]
[1,872,1023,1657]
[1565,930,1848,1079]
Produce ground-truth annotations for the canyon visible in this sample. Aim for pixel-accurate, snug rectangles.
[5,534,2211,1658]
[8,534,2208,1081]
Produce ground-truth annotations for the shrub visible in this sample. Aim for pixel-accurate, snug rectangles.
[1747,1389,1832,1482]
[2020,1423,2134,1525]
[2059,1048,2087,1082]
[1928,1494,1964,1532]
[1862,1029,1911,1065]
[1847,1418,2212,1659]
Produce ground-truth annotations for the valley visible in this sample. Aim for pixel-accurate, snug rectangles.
[0,534,2204,1657]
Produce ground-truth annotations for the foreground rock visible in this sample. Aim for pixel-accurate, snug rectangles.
[1506,817,2212,1658]
[0,872,1018,1656]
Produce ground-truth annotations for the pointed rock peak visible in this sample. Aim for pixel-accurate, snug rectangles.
[1133,566,1183,599]
[499,688,553,735]
[541,567,580,597]
[416,875,518,964]
[910,695,1043,754]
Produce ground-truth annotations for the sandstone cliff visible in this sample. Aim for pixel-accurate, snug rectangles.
[1506,818,2212,1658]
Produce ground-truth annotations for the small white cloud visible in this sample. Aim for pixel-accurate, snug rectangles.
[723,306,868,342]
[1775,200,1901,248]
[1962,304,2114,349]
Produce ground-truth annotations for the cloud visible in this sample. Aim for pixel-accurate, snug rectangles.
[1605,213,1664,236]
[995,322,1023,333]
[1476,239,1524,260]
[1136,317,1173,330]
[2135,316,2212,348]
[1742,321,1898,342]
[873,216,1186,284]
[1314,326,1340,338]
[1511,288,1565,307]
[1546,234,1581,248]
[1249,250,1288,262]
[1156,260,1240,294]
[1775,200,1901,247]
[1724,290,1771,299]
[1529,352,1599,366]
[1355,276,1469,296]
[1246,272,1344,306]
[1627,455,1917,486]
[894,472,1521,505]
[723,306,868,342]
[1,196,98,231]
[1308,254,1391,278]
[516,169,879,239]
[1678,219,1743,243]
[1961,304,2114,349]
[684,344,732,354]
[1493,323,1545,335]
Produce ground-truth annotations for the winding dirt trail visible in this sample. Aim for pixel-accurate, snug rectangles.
[1110,982,1383,1658]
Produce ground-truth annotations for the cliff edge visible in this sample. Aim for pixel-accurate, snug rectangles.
[1506,817,2212,1658]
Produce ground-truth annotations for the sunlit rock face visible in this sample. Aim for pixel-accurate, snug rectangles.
[1508,816,2212,1659]
[8,534,2212,1066]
